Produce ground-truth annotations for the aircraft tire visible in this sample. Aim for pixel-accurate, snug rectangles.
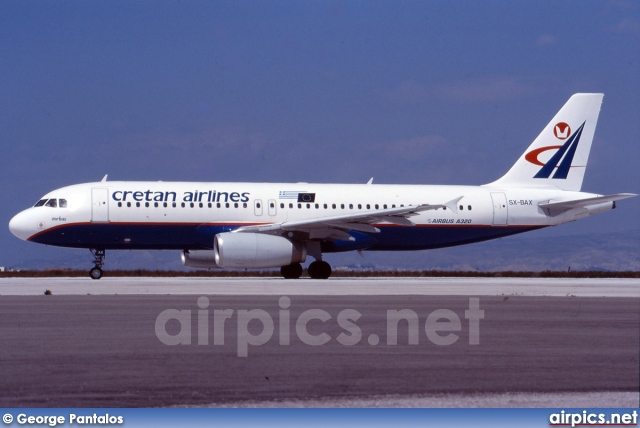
[281,263,303,279]
[89,267,103,280]
[308,261,332,279]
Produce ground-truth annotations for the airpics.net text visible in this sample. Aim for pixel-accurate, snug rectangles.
[155,297,484,357]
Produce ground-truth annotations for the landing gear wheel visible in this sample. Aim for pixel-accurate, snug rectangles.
[307,261,332,279]
[89,267,103,280]
[89,249,106,280]
[281,263,303,279]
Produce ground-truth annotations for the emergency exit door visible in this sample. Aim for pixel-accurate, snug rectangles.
[254,199,263,216]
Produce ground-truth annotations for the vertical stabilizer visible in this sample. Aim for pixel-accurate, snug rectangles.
[487,93,603,191]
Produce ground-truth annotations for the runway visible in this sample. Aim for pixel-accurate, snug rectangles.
[0,277,638,408]
[1,276,639,297]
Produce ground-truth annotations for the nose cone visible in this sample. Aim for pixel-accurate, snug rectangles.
[9,210,33,241]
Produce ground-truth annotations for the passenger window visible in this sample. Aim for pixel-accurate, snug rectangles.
[127,202,131,207]
[298,203,301,209]
[341,204,345,209]
[181,202,185,207]
[208,203,212,208]
[257,203,261,208]
[145,202,150,207]
[234,203,238,208]
[243,203,248,208]
[164,202,168,208]
[324,204,327,209]
[289,203,293,209]
[459,205,464,211]
[366,204,370,209]
[45,199,57,208]
[270,202,275,208]
[315,203,319,209]
[118,202,122,207]
[358,204,362,209]
[172,202,176,208]
[307,204,311,209]
[392,204,396,208]
[468,205,472,210]
[225,203,230,208]
[136,202,141,207]
[332,204,336,209]
[217,203,221,208]
[190,203,195,208]
[280,203,284,209]
[375,204,379,209]
[34,199,47,207]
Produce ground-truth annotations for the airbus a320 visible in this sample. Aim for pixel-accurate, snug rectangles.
[9,94,636,279]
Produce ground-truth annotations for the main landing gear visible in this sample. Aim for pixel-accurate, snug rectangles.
[308,260,332,279]
[280,263,303,279]
[279,260,332,279]
[89,249,106,280]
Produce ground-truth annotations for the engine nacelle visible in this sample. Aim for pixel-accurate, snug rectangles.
[181,250,220,269]
[214,232,306,268]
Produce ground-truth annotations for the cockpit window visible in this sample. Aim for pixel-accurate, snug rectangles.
[34,198,66,208]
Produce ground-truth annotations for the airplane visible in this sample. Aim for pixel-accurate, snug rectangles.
[8,93,636,280]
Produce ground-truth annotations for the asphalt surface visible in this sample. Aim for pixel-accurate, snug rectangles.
[1,276,639,296]
[1,293,638,407]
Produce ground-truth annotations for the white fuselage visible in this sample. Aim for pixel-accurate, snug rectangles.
[8,181,609,252]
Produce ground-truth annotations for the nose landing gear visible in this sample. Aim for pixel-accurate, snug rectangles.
[89,249,106,280]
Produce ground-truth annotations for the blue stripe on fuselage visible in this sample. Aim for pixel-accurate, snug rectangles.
[29,222,544,251]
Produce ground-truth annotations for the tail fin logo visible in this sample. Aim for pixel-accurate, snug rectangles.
[526,121,586,179]
[553,122,571,140]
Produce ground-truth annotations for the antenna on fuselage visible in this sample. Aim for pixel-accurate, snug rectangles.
[101,174,108,182]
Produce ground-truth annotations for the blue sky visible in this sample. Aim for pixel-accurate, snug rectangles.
[1,1,638,268]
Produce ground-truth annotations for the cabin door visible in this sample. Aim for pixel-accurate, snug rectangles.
[490,192,508,225]
[91,188,109,222]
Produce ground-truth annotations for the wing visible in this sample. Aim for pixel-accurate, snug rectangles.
[234,196,464,241]
[539,193,637,216]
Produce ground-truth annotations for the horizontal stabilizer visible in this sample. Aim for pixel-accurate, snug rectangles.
[539,193,637,216]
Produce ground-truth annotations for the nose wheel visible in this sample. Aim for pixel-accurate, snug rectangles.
[89,249,106,280]
[89,266,103,280]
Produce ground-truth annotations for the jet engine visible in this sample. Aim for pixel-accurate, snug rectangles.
[181,250,219,268]
[214,232,306,268]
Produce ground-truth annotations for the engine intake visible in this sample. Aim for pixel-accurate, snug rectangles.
[214,232,306,268]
